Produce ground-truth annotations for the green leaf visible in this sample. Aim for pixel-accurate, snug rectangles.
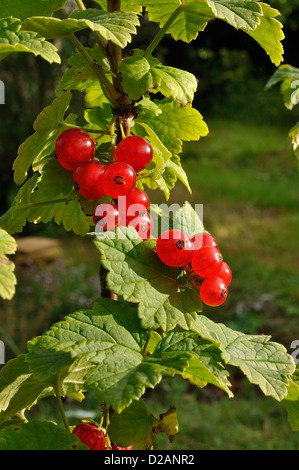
[93,0,143,13]
[136,99,209,156]
[133,121,174,199]
[0,353,94,419]
[23,9,139,47]
[0,0,67,21]
[0,160,92,236]
[12,91,74,185]
[172,201,203,237]
[0,420,87,450]
[0,229,17,300]
[119,50,198,105]
[0,17,60,63]
[28,298,193,412]
[192,315,296,401]
[282,368,299,432]
[145,0,212,43]
[265,64,299,110]
[109,401,178,450]
[55,46,110,108]
[145,0,263,43]
[244,2,284,67]
[93,227,202,332]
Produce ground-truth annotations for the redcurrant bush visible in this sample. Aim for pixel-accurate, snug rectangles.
[73,160,106,200]
[200,276,228,307]
[55,128,96,171]
[156,230,194,267]
[72,423,106,450]
[115,136,153,173]
[102,162,136,198]
[191,245,223,278]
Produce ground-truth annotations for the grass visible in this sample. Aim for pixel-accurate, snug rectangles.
[1,118,298,450]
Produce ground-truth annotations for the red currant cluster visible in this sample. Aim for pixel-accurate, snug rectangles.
[72,423,133,450]
[55,128,154,239]
[156,230,232,307]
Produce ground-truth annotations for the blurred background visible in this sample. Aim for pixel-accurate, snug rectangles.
[1,0,299,450]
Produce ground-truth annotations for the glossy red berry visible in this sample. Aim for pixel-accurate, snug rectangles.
[200,277,228,307]
[112,444,133,450]
[93,203,119,232]
[102,162,136,198]
[216,262,232,286]
[55,129,96,171]
[191,246,223,278]
[72,423,105,450]
[118,188,150,214]
[116,136,153,173]
[191,232,218,251]
[128,211,153,240]
[73,160,106,200]
[156,229,194,268]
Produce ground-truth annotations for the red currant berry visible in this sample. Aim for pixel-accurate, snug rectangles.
[128,211,153,240]
[156,230,194,268]
[73,160,106,200]
[216,262,232,286]
[191,246,223,278]
[117,188,150,226]
[55,129,96,171]
[116,136,153,173]
[102,162,136,198]
[200,277,228,307]
[112,444,133,450]
[191,232,218,251]
[72,423,105,450]
[93,203,119,232]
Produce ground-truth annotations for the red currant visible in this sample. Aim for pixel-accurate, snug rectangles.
[200,277,228,307]
[156,230,194,268]
[55,128,96,171]
[191,232,218,251]
[102,162,136,198]
[72,423,105,450]
[191,246,223,278]
[128,211,153,240]
[93,203,119,232]
[115,136,153,173]
[118,188,150,215]
[73,160,106,200]
[216,262,232,286]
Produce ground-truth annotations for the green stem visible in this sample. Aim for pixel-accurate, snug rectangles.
[74,0,108,56]
[69,33,121,106]
[144,2,186,59]
[74,0,86,11]
[55,380,70,433]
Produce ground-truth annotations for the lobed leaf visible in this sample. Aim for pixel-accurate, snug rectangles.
[136,99,209,156]
[23,9,139,47]
[119,50,198,105]
[27,298,193,412]
[265,64,299,110]
[0,420,87,450]
[0,17,60,63]
[192,315,296,401]
[93,226,202,332]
